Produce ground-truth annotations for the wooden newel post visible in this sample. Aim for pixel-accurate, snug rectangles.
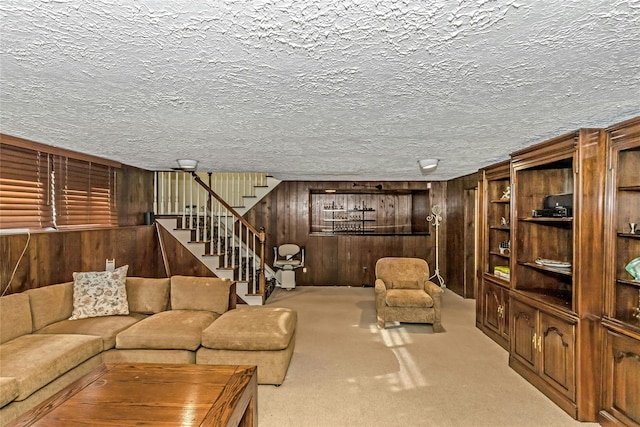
[259,227,266,298]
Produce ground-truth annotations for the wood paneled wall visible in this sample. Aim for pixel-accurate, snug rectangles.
[0,226,164,294]
[244,181,452,288]
[157,225,215,278]
[444,172,481,298]
[0,166,162,295]
[117,164,155,227]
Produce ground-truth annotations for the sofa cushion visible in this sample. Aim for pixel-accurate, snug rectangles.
[103,349,196,364]
[0,377,19,408]
[170,276,232,314]
[385,289,434,308]
[0,294,32,344]
[36,313,147,350]
[116,310,217,351]
[25,282,74,331]
[70,265,129,320]
[126,277,170,314]
[201,307,297,351]
[0,334,102,401]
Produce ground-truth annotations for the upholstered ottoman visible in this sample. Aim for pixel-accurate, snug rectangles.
[196,307,297,385]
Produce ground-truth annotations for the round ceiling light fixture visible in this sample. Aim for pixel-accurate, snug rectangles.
[176,159,198,170]
[418,158,439,173]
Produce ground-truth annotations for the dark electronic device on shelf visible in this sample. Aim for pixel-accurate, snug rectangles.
[532,193,573,218]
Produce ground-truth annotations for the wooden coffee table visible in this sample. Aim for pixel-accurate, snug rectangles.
[8,363,257,427]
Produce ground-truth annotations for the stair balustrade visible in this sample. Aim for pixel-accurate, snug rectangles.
[154,171,268,300]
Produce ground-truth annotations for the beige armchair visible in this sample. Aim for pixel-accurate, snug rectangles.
[374,257,444,332]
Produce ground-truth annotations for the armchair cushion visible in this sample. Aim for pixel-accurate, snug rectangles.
[391,279,421,290]
[385,289,433,308]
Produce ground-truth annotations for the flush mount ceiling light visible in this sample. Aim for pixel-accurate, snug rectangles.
[418,158,439,173]
[176,159,198,170]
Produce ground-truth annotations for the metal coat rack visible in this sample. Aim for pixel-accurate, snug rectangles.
[426,205,445,288]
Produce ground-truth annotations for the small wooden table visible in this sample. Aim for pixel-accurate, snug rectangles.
[9,363,257,427]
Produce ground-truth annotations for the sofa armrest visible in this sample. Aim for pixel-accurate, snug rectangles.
[424,280,442,297]
[374,278,387,294]
[374,279,388,311]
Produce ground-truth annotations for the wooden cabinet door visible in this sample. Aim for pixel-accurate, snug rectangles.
[539,312,576,401]
[500,291,510,342]
[510,299,538,371]
[483,282,502,336]
[601,328,640,426]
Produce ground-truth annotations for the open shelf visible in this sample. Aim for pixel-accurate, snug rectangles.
[618,232,640,239]
[477,160,512,350]
[515,288,573,310]
[617,278,640,288]
[520,261,572,277]
[310,189,430,235]
[489,251,510,258]
[519,217,573,225]
[484,272,510,284]
[606,130,640,329]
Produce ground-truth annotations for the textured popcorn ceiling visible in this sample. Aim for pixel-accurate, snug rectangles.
[1,1,639,181]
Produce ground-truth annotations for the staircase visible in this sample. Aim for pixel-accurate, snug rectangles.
[154,171,280,305]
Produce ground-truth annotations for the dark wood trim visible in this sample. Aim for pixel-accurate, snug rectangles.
[0,133,122,168]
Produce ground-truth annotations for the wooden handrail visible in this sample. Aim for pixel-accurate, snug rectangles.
[258,226,265,296]
[191,172,266,298]
[191,172,263,240]
[155,223,171,278]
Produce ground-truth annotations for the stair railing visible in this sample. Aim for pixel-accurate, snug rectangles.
[154,171,267,299]
[190,172,266,298]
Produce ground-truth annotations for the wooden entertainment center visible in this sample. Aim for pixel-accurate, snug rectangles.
[477,116,640,424]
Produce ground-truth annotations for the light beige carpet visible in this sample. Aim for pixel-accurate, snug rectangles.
[258,286,599,427]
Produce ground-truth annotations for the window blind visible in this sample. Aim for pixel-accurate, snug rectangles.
[0,140,118,229]
[0,144,53,229]
[55,156,117,227]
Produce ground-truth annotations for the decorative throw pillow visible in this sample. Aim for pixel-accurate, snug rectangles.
[69,265,130,320]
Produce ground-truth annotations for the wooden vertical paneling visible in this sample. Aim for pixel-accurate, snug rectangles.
[243,180,459,291]
[118,165,155,226]
[0,226,163,294]
[157,226,215,278]
[445,172,480,297]
[464,187,478,298]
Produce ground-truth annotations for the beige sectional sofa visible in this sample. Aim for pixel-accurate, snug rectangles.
[0,275,297,425]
